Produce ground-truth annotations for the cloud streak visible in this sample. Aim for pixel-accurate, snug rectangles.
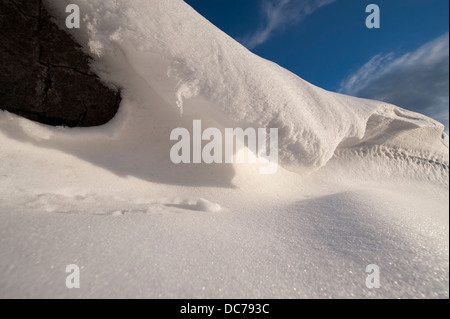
[340,33,450,132]
[241,0,335,49]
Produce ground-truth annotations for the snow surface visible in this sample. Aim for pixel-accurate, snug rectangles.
[0,0,448,298]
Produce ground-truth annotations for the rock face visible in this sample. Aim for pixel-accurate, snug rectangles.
[0,0,121,127]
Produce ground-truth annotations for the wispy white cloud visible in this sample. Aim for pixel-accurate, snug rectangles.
[241,0,335,49]
[340,33,450,132]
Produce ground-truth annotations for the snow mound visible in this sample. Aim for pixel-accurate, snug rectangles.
[196,199,222,213]
[41,0,448,177]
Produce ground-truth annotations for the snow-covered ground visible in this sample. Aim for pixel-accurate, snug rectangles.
[0,0,448,298]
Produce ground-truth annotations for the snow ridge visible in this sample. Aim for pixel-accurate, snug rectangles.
[41,0,448,179]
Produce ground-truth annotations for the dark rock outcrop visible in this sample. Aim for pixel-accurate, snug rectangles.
[0,0,121,127]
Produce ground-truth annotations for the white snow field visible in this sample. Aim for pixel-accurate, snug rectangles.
[0,0,448,298]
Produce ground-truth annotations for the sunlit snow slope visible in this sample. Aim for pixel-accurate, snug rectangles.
[0,0,448,298]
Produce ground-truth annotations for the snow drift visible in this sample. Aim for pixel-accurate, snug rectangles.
[42,0,449,177]
[0,0,448,298]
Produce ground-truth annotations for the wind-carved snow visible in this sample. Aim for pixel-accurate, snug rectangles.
[0,0,448,298]
[42,0,448,176]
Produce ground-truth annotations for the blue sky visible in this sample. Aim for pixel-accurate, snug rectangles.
[184,0,449,131]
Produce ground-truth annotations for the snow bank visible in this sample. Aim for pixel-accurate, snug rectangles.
[42,0,448,176]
